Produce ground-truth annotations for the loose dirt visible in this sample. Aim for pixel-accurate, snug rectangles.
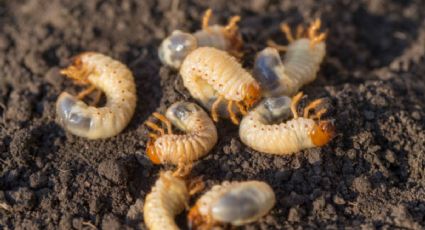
[0,0,424,229]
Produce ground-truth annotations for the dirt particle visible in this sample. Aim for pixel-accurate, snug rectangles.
[352,176,372,194]
[29,172,48,189]
[229,138,241,154]
[307,150,322,164]
[6,187,36,211]
[102,214,121,230]
[6,90,34,122]
[126,198,144,226]
[59,214,72,230]
[10,128,34,165]
[385,150,396,163]
[411,111,421,120]
[288,207,301,222]
[333,194,346,205]
[98,159,129,184]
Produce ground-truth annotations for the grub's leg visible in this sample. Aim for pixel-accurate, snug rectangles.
[308,19,327,47]
[308,19,321,38]
[310,108,327,120]
[153,112,173,135]
[148,133,159,140]
[76,85,96,100]
[146,140,161,164]
[211,96,224,122]
[266,40,288,52]
[60,57,91,85]
[91,89,102,106]
[224,15,240,33]
[236,101,247,115]
[144,121,165,135]
[202,8,212,30]
[303,98,324,118]
[173,159,193,178]
[281,23,294,43]
[310,32,327,47]
[228,49,244,59]
[223,15,243,58]
[296,24,305,39]
[227,100,239,125]
[189,177,205,195]
[291,92,304,118]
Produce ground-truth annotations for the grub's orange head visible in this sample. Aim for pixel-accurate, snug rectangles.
[310,120,335,147]
[243,82,261,109]
[187,205,206,230]
[146,140,162,165]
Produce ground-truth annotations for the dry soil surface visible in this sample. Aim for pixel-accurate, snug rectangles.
[0,0,425,229]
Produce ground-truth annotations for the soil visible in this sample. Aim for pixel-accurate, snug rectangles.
[1,0,425,229]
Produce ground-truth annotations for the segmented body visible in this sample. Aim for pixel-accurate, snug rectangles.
[188,181,275,228]
[180,47,259,111]
[158,9,242,69]
[56,52,136,139]
[144,171,189,230]
[239,96,333,155]
[193,25,239,51]
[151,102,217,165]
[240,113,317,154]
[254,39,325,96]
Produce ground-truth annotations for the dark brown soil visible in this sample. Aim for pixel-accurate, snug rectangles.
[1,0,425,229]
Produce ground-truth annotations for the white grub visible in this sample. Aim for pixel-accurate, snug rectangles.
[239,93,335,155]
[143,171,189,230]
[158,8,242,69]
[56,52,136,139]
[188,181,276,228]
[145,101,217,165]
[254,19,326,97]
[180,47,261,124]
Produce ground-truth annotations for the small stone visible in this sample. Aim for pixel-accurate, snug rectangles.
[333,194,346,205]
[307,151,322,164]
[411,111,420,121]
[287,207,301,222]
[229,138,241,154]
[352,176,372,194]
[273,157,285,168]
[71,218,83,229]
[126,199,144,225]
[385,150,396,163]
[102,214,121,230]
[241,161,250,169]
[312,196,326,212]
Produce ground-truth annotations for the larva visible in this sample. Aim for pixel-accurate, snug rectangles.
[180,47,261,124]
[144,101,218,165]
[144,171,188,230]
[239,92,335,155]
[159,8,243,69]
[253,19,326,97]
[188,180,276,229]
[56,52,136,139]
